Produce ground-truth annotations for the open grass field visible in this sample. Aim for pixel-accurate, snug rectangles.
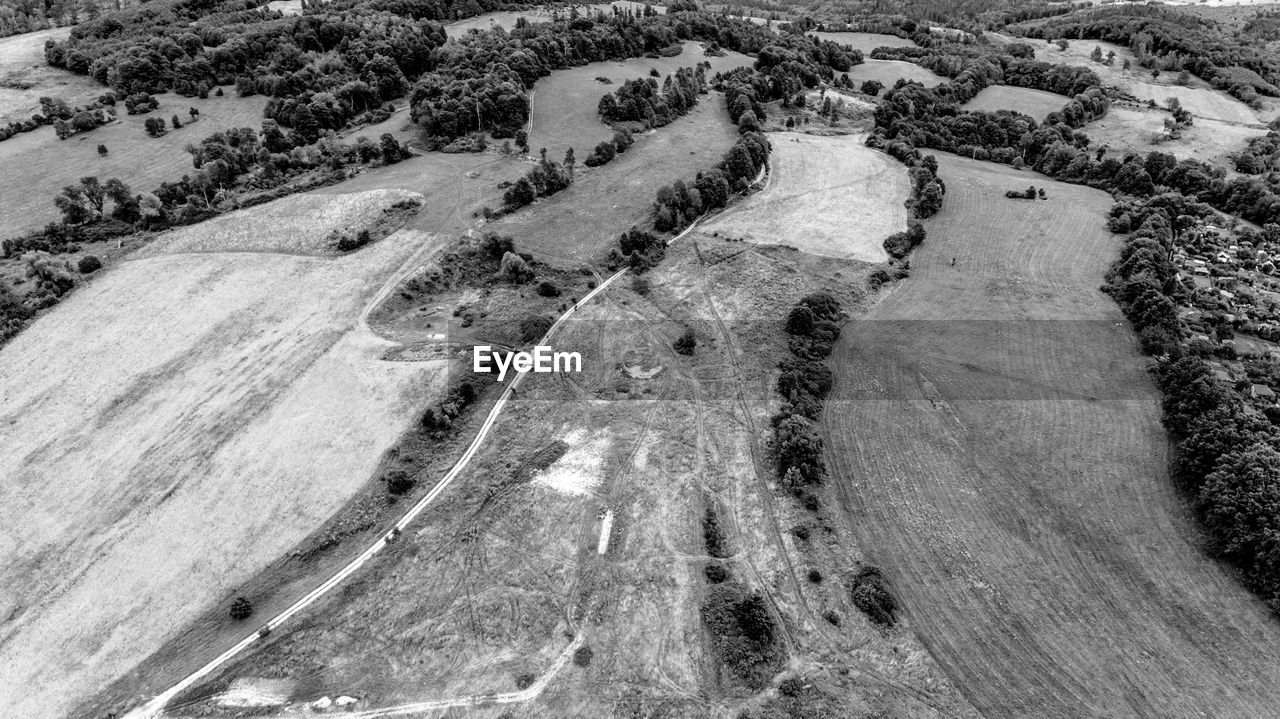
[525,41,751,166]
[488,90,739,264]
[808,31,917,55]
[0,91,269,234]
[0,189,460,719]
[0,26,101,126]
[1086,106,1266,168]
[962,85,1065,122]
[845,59,945,89]
[821,153,1280,718]
[700,131,907,263]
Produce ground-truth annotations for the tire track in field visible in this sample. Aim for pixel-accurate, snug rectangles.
[822,153,1280,719]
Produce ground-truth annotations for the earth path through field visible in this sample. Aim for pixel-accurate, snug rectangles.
[822,153,1280,718]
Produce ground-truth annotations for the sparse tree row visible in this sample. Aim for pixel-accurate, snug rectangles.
[1018,5,1280,107]
[0,94,118,145]
[1103,195,1280,613]
[597,64,707,128]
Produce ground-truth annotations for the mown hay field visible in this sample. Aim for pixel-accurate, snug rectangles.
[962,85,1066,122]
[700,131,908,263]
[0,190,448,719]
[822,153,1280,718]
[1086,105,1265,167]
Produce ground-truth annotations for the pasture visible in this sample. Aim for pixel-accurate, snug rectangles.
[822,153,1280,718]
[490,90,739,264]
[0,26,100,126]
[962,85,1065,122]
[0,189,454,719]
[701,132,908,263]
[525,41,751,165]
[808,31,917,55]
[0,91,268,234]
[845,59,945,88]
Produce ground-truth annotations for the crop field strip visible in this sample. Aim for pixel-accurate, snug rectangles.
[822,154,1280,718]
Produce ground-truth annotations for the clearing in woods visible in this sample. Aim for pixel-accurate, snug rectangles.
[443,1,663,39]
[845,59,946,88]
[523,41,751,164]
[822,153,1280,718]
[962,85,1066,123]
[0,189,452,719]
[0,90,269,233]
[700,131,908,263]
[808,31,918,55]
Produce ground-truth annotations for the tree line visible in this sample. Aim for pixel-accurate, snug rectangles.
[1104,192,1280,613]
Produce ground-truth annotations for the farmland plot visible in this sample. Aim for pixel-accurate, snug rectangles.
[822,154,1280,718]
[845,59,946,89]
[808,31,917,55]
[0,190,448,719]
[0,26,100,126]
[700,132,908,263]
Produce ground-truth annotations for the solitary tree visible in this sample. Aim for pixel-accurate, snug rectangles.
[229,596,253,620]
[674,327,696,355]
[515,129,529,154]
[96,143,108,156]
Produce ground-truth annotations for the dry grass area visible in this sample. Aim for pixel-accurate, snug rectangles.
[487,90,739,264]
[846,59,945,89]
[1087,105,1266,168]
[133,188,422,257]
[0,189,461,719]
[153,231,979,719]
[0,26,101,126]
[822,153,1280,718]
[701,131,908,263]
[0,91,269,234]
[525,41,751,165]
[962,85,1065,122]
[809,31,917,55]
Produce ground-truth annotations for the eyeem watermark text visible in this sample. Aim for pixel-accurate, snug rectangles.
[473,345,582,382]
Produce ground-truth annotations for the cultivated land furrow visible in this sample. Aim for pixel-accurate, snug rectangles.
[823,153,1280,719]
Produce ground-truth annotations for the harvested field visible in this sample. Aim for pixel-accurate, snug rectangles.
[525,41,751,164]
[0,27,101,126]
[808,31,917,55]
[0,91,268,234]
[1086,106,1266,168]
[700,131,908,263]
[488,90,739,264]
[1125,81,1261,125]
[822,153,1280,718]
[962,85,1065,122]
[0,190,450,719]
[845,59,945,88]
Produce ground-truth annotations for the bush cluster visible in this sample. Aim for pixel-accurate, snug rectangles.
[773,293,843,507]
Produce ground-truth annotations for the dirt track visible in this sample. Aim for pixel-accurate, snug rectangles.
[823,154,1280,718]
